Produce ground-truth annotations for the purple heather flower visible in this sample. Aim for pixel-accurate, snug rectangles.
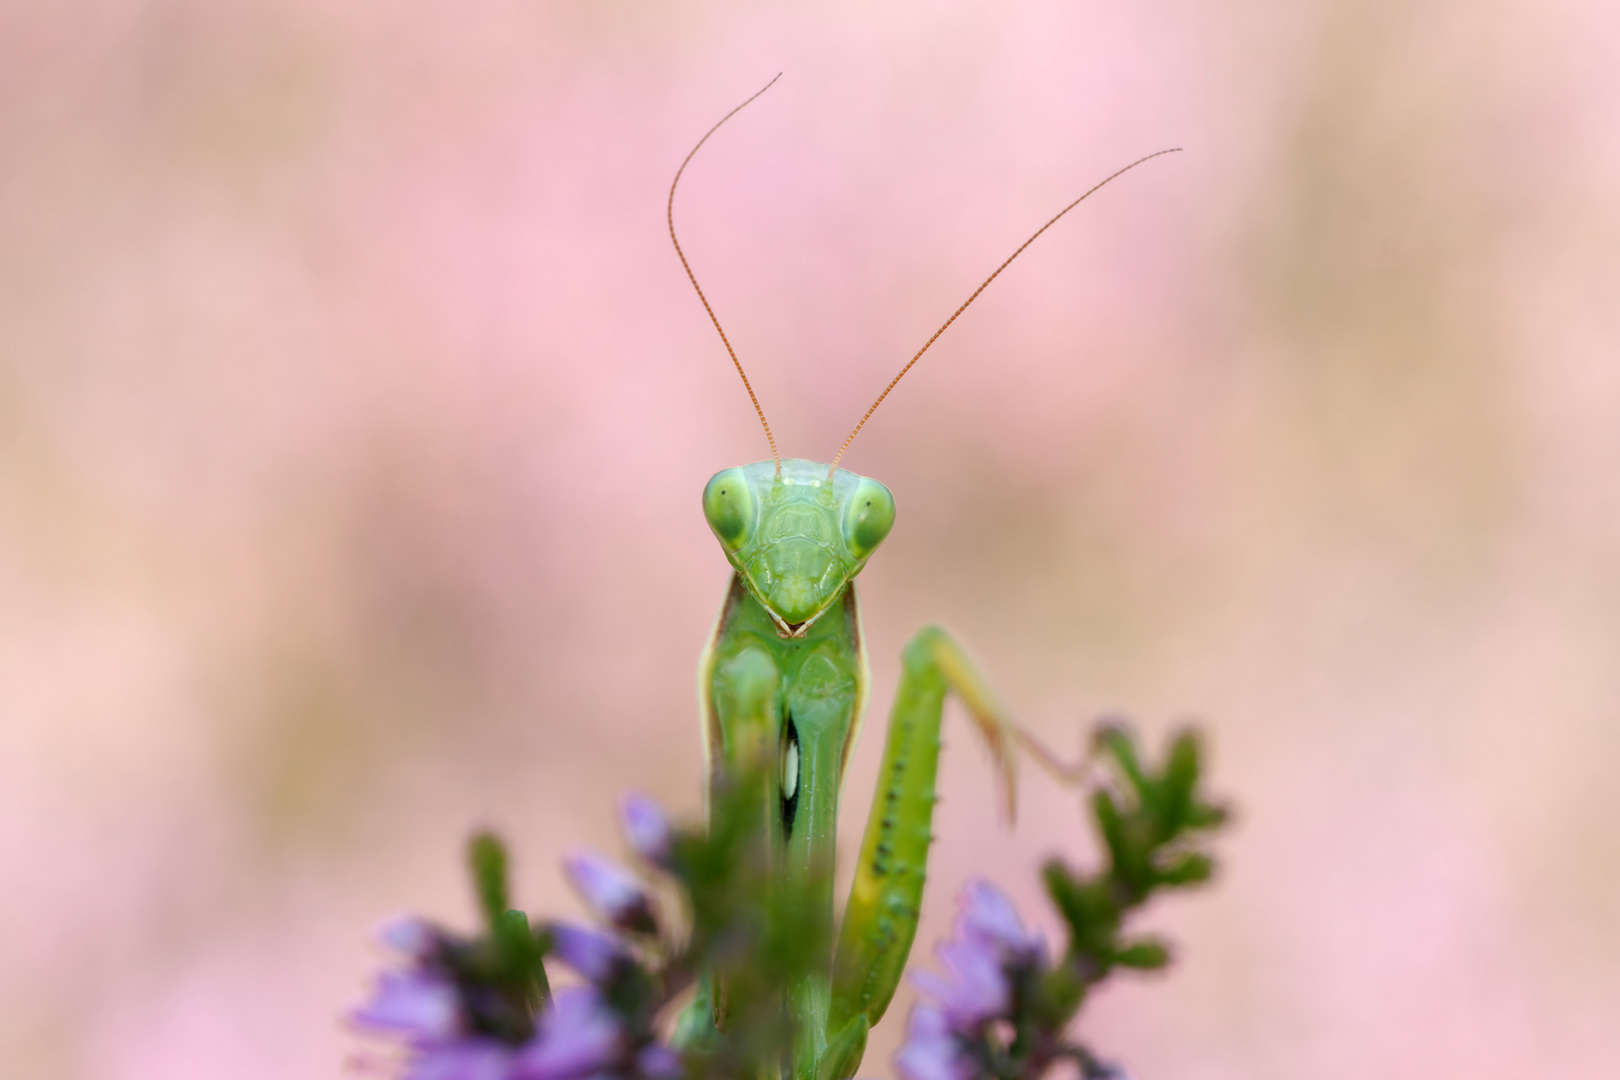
[378,915,450,960]
[566,852,657,933]
[1082,1063,1136,1080]
[893,1004,976,1080]
[550,922,631,984]
[620,793,675,866]
[909,880,1049,1032]
[517,986,624,1080]
[351,969,461,1044]
[406,1039,516,1080]
[634,1043,684,1080]
[911,936,1010,1027]
[957,880,1042,960]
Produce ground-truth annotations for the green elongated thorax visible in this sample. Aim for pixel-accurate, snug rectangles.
[701,572,865,907]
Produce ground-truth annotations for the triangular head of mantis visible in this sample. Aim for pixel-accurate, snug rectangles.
[702,458,895,638]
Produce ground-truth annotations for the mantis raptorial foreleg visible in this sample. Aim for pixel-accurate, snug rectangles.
[828,626,1017,1040]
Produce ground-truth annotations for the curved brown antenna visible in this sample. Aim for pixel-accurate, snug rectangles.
[827,147,1182,478]
[669,75,783,474]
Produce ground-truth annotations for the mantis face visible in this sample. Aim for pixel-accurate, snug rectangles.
[703,458,895,637]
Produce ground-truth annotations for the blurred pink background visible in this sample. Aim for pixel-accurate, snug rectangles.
[3,2,1618,1078]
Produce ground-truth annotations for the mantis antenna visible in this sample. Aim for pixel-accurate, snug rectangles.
[669,75,784,476]
[827,147,1183,479]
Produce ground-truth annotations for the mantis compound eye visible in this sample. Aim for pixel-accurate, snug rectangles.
[842,477,895,560]
[703,467,757,551]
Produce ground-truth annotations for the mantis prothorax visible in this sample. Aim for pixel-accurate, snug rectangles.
[668,76,1178,1080]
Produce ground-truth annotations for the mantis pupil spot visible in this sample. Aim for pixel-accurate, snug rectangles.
[782,740,799,799]
[781,719,800,839]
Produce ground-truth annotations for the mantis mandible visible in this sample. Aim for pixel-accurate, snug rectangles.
[668,77,1177,1080]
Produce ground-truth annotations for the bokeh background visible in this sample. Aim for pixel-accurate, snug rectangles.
[3,2,1618,1077]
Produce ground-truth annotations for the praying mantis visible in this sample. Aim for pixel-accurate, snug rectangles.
[667,79,1177,1080]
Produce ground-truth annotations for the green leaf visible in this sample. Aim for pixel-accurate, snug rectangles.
[468,832,510,931]
[1161,730,1202,831]
[494,908,548,1005]
[1155,853,1214,887]
[1095,724,1147,795]
[1187,800,1231,830]
[1092,789,1126,866]
[1042,860,1084,930]
[1113,938,1172,970]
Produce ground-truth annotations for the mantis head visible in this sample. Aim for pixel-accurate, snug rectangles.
[671,83,1177,638]
[703,459,895,638]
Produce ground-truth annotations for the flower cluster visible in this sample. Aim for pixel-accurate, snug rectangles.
[353,920,673,1080]
[894,726,1228,1080]
[351,724,1226,1080]
[351,776,831,1080]
[896,880,1047,1080]
[351,798,681,1080]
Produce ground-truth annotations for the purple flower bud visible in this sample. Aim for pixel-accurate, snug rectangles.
[912,936,1009,1028]
[407,1038,515,1080]
[351,970,461,1044]
[565,852,657,933]
[893,1004,975,1080]
[550,922,631,984]
[620,793,675,866]
[956,880,1041,958]
[635,1043,683,1080]
[1082,1062,1136,1080]
[377,915,449,961]
[518,987,623,1080]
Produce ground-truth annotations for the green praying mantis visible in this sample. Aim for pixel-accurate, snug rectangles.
[667,79,1177,1080]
